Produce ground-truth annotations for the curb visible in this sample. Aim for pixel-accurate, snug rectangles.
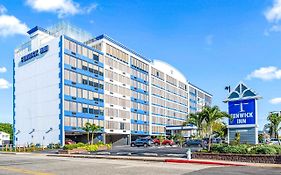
[0,151,16,155]
[47,154,244,166]
[164,159,245,166]
[47,154,165,162]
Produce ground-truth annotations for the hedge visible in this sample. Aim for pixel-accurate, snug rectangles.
[63,142,112,151]
[210,144,281,155]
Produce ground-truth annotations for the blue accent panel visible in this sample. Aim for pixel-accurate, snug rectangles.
[130,86,148,95]
[151,83,165,90]
[64,50,104,68]
[152,93,187,107]
[152,123,166,126]
[152,112,185,121]
[131,119,149,125]
[130,75,148,85]
[131,97,148,105]
[64,80,104,94]
[64,126,85,132]
[27,26,51,35]
[190,106,197,111]
[189,99,197,104]
[152,102,187,114]
[131,65,148,74]
[131,131,149,135]
[189,82,212,96]
[64,64,104,81]
[152,132,165,135]
[12,59,15,146]
[151,113,165,117]
[59,36,63,145]
[64,111,104,120]
[64,95,104,107]
[95,34,151,63]
[64,35,104,55]
[189,92,196,96]
[131,108,149,115]
[65,126,104,133]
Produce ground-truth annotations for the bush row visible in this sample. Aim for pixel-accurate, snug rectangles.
[210,144,281,155]
[63,142,112,151]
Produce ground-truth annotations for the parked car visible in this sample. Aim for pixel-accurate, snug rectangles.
[131,138,153,147]
[270,138,280,145]
[65,139,76,145]
[184,139,203,147]
[153,139,174,146]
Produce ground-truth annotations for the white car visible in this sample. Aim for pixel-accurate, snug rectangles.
[270,138,280,145]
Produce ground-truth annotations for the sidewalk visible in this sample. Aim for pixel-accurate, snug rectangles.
[47,154,281,168]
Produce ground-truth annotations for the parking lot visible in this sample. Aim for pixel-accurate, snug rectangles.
[92,145,202,158]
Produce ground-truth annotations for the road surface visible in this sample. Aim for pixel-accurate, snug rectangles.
[0,154,280,175]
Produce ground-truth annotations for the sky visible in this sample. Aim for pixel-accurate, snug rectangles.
[0,0,281,130]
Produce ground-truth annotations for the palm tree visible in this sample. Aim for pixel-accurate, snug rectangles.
[89,124,102,145]
[264,123,274,138]
[186,113,205,138]
[82,122,91,144]
[267,113,281,144]
[200,106,231,151]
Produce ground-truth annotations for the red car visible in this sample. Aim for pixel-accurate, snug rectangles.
[65,139,76,145]
[153,139,174,146]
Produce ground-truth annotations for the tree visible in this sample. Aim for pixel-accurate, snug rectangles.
[212,121,227,139]
[158,134,165,146]
[200,106,231,151]
[89,124,102,145]
[264,123,274,138]
[267,113,281,145]
[0,123,13,142]
[82,122,91,144]
[186,113,205,138]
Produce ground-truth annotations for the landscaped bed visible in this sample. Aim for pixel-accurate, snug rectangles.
[59,142,112,154]
[193,144,281,164]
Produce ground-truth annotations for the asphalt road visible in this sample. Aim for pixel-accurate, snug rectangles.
[0,154,280,175]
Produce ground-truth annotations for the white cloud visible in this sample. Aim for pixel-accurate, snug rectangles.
[0,15,29,37]
[0,78,11,89]
[269,97,281,104]
[0,67,7,73]
[0,4,7,14]
[246,66,281,80]
[26,0,97,18]
[85,3,98,14]
[265,0,281,23]
[264,0,281,34]
[205,34,214,45]
[0,5,29,37]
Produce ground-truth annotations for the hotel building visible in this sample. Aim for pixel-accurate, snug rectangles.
[13,23,212,146]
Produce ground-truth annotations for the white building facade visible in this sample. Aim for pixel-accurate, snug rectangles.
[14,23,212,146]
[0,131,10,146]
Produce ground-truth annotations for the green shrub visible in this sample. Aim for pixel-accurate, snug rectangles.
[221,144,248,154]
[250,145,277,155]
[80,145,99,152]
[269,145,281,154]
[63,142,85,150]
[211,144,227,153]
[209,144,281,155]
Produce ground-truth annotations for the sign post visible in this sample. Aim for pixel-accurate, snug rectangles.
[224,82,261,144]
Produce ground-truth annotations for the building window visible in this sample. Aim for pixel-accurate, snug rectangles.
[82,107,88,113]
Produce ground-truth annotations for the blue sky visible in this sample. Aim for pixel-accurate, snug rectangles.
[0,0,281,130]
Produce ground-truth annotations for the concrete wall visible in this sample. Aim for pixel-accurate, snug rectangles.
[14,36,61,146]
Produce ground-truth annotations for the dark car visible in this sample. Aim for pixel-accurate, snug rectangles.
[131,138,153,147]
[184,139,203,147]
